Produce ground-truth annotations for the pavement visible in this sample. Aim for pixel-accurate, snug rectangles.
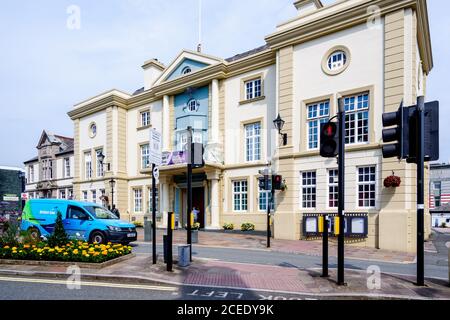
[138,229,417,264]
[0,253,449,300]
[0,228,449,300]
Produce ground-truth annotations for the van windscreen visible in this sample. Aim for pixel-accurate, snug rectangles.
[84,206,118,220]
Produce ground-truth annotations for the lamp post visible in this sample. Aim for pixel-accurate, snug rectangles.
[273,114,288,146]
[109,178,116,210]
[97,151,114,209]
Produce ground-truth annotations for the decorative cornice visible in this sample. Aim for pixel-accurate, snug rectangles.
[265,0,432,73]
[68,94,129,120]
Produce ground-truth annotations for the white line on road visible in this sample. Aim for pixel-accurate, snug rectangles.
[0,276,178,292]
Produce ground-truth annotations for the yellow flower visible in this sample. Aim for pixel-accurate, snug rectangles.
[102,251,108,255]
[48,249,55,253]
[73,249,79,254]
[108,249,113,252]
[4,246,9,249]
[12,251,17,254]
[24,245,30,249]
[12,247,17,251]
[85,254,90,258]
[63,252,68,256]
[89,248,95,252]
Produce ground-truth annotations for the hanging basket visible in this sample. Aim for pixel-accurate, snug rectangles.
[384,175,401,188]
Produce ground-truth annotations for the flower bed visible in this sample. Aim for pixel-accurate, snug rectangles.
[0,241,132,264]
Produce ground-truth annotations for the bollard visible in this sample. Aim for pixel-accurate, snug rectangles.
[448,243,450,286]
[178,245,191,267]
[166,212,173,272]
[143,216,152,242]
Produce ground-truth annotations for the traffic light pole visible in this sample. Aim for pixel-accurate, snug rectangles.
[267,179,273,248]
[187,126,193,262]
[152,163,157,265]
[337,98,346,286]
[322,215,329,278]
[416,96,425,286]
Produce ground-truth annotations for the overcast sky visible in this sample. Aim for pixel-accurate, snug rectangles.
[0,0,448,168]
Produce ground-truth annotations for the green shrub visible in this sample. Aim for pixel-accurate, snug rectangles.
[0,222,20,247]
[223,223,234,231]
[46,211,69,247]
[241,223,255,232]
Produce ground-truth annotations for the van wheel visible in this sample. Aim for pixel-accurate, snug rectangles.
[90,231,106,244]
[28,228,40,241]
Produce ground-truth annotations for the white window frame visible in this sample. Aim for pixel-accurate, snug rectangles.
[84,152,92,180]
[134,189,143,213]
[244,78,262,100]
[300,171,317,209]
[29,166,34,183]
[327,51,347,71]
[327,169,339,209]
[233,180,248,212]
[68,189,73,200]
[64,158,71,178]
[245,122,261,162]
[306,101,330,150]
[82,191,88,202]
[182,66,192,75]
[357,166,377,209]
[344,92,370,145]
[96,150,104,177]
[141,144,150,169]
[59,189,66,200]
[140,111,150,127]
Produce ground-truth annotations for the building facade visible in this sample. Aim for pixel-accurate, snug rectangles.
[68,0,434,252]
[24,131,74,200]
[429,163,450,228]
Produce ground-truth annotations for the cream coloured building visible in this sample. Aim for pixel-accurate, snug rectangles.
[68,0,434,252]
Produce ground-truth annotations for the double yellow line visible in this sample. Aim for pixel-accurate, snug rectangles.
[0,276,177,292]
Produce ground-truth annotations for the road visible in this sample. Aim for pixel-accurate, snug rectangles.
[0,276,318,300]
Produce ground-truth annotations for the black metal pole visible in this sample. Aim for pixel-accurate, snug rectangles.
[322,214,329,278]
[187,126,193,262]
[152,163,157,265]
[416,96,425,286]
[337,98,346,286]
[167,212,173,272]
[111,186,114,209]
[267,177,272,248]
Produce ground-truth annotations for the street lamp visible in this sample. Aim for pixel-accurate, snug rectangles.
[97,151,111,171]
[109,178,116,210]
[273,114,288,146]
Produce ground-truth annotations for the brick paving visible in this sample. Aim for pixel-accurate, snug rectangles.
[1,254,449,299]
[138,229,417,264]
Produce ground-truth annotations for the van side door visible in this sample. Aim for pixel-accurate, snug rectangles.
[64,205,93,241]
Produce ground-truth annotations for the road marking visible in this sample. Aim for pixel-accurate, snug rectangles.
[0,276,177,292]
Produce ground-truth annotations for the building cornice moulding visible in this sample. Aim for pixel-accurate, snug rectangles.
[265,0,432,73]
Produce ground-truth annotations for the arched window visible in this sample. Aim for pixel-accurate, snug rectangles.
[182,66,192,75]
[187,99,198,112]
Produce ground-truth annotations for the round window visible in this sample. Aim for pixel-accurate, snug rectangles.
[89,123,97,138]
[322,46,350,76]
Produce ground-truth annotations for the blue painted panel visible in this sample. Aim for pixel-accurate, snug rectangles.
[166,59,209,81]
[174,86,209,149]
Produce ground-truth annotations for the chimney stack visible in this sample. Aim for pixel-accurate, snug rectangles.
[142,59,165,90]
[293,0,323,16]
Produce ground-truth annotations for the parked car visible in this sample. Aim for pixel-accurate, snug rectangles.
[20,199,137,244]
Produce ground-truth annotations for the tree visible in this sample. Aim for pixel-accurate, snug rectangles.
[47,211,69,247]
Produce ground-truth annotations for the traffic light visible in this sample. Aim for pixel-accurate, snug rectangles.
[382,101,439,162]
[259,176,269,191]
[320,122,339,158]
[272,175,283,190]
[189,143,205,168]
[381,104,408,159]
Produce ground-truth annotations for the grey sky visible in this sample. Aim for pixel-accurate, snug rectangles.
[0,0,448,168]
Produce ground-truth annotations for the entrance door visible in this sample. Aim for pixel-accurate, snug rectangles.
[192,187,205,229]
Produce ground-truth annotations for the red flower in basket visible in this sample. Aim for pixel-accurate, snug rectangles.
[384,175,401,188]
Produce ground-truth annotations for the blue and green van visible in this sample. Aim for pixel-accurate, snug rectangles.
[20,199,137,244]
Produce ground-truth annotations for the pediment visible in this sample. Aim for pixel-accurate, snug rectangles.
[154,50,223,85]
